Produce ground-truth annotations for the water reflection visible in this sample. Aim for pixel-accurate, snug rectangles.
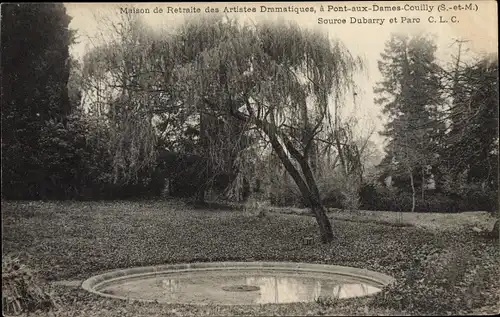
[160,278,180,298]
[244,276,379,303]
[103,271,381,305]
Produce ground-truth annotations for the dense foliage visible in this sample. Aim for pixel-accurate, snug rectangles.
[2,254,58,315]
[372,34,498,213]
[375,34,444,194]
[1,3,73,200]
[1,7,497,215]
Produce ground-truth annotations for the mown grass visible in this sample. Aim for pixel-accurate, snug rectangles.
[2,200,499,316]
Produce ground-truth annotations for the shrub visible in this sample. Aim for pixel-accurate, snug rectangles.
[359,183,399,211]
[243,195,269,217]
[2,255,58,315]
[313,173,344,209]
[359,181,496,213]
[455,185,497,212]
[8,111,167,201]
[267,176,344,209]
[339,176,362,210]
[268,181,303,207]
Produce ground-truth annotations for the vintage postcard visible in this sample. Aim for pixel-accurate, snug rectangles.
[2,1,498,316]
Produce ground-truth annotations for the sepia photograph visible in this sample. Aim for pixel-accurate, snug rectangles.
[1,1,498,316]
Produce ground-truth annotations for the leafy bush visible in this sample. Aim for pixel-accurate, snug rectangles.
[454,184,497,212]
[35,113,104,199]
[440,172,498,212]
[316,175,345,209]
[268,172,344,208]
[268,180,304,207]
[2,255,58,315]
[269,174,497,212]
[243,195,269,218]
[359,184,399,211]
[10,111,166,201]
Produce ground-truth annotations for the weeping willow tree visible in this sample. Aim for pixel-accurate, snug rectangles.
[171,16,363,243]
[80,14,161,185]
[81,13,252,198]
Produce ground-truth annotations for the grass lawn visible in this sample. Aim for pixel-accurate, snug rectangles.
[2,200,499,316]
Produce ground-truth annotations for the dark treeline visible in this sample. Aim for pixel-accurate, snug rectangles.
[1,5,498,217]
[2,4,73,199]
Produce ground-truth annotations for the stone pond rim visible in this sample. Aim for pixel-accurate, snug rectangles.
[81,261,395,305]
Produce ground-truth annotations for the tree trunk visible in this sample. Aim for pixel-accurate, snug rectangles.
[409,168,416,212]
[309,197,334,243]
[421,165,425,201]
[335,130,348,178]
[276,149,334,243]
[195,183,206,204]
[261,121,334,243]
[223,99,334,243]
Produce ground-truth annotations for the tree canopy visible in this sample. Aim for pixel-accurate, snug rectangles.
[1,3,73,199]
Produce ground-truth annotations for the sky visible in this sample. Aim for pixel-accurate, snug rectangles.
[64,1,498,152]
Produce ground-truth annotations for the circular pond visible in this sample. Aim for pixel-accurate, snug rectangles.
[81,262,394,305]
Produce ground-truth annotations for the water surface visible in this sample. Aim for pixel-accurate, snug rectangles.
[99,269,381,305]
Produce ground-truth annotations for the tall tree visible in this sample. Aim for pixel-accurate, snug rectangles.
[440,53,498,192]
[171,16,362,242]
[81,15,161,186]
[375,33,444,210]
[81,15,248,201]
[79,15,361,241]
[1,3,73,199]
